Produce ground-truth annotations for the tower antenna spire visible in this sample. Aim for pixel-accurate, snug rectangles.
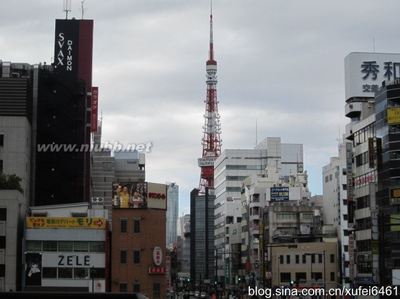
[199,1,221,192]
[63,0,72,19]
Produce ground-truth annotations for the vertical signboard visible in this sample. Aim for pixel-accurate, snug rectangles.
[25,253,42,286]
[91,86,98,132]
[147,183,167,210]
[54,19,79,79]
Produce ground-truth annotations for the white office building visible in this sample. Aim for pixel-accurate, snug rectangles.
[166,183,179,247]
[213,137,303,279]
[322,141,351,287]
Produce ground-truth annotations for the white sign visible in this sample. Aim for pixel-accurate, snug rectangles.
[42,253,105,268]
[345,52,400,100]
[153,246,163,266]
[198,157,215,167]
[56,32,74,72]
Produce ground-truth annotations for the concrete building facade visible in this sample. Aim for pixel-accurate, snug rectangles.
[214,137,304,280]
[0,190,25,291]
[322,141,352,287]
[24,203,109,292]
[166,183,179,247]
[111,207,166,298]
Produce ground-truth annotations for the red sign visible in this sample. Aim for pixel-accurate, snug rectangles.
[153,246,163,266]
[148,267,165,275]
[91,86,98,132]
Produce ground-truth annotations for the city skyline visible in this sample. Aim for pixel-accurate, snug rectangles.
[2,0,400,214]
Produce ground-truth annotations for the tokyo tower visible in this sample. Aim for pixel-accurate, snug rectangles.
[198,4,222,192]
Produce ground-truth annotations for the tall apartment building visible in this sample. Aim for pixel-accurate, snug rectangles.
[322,141,352,287]
[214,137,303,280]
[166,183,179,247]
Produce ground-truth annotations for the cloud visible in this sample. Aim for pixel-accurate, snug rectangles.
[2,0,400,214]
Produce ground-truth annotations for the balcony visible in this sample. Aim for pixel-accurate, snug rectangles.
[345,102,362,118]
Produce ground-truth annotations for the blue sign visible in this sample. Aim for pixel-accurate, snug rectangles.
[270,187,289,201]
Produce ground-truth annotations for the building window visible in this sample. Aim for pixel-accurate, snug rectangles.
[0,134,3,146]
[330,272,335,281]
[120,250,127,264]
[0,264,5,277]
[279,255,284,264]
[58,241,73,251]
[343,230,349,236]
[74,241,89,252]
[43,241,57,251]
[330,254,335,263]
[90,268,105,279]
[153,283,161,299]
[0,237,4,249]
[133,282,140,293]
[120,218,128,233]
[318,254,323,263]
[295,255,299,264]
[302,255,306,264]
[311,254,315,264]
[89,241,104,252]
[74,268,89,279]
[344,245,349,252]
[343,214,348,221]
[26,241,42,251]
[58,268,73,279]
[0,160,3,174]
[133,250,140,264]
[280,272,291,282]
[119,283,128,292]
[295,272,306,282]
[312,272,322,281]
[0,208,6,221]
[42,267,57,279]
[286,255,290,264]
[133,219,140,233]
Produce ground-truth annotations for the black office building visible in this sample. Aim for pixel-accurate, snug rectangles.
[33,19,93,206]
[375,80,400,285]
[190,188,215,286]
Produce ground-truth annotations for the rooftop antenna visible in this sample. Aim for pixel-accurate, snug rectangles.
[373,36,376,52]
[255,119,258,147]
[63,0,72,19]
[81,0,86,19]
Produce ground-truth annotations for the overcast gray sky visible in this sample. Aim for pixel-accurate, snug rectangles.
[2,0,400,214]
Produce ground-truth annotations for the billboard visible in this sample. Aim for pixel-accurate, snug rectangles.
[387,107,400,125]
[91,86,98,132]
[147,183,167,210]
[270,187,289,202]
[345,52,400,100]
[26,217,106,229]
[112,182,147,209]
[391,214,400,232]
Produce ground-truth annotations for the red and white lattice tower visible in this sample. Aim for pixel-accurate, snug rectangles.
[198,6,222,192]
